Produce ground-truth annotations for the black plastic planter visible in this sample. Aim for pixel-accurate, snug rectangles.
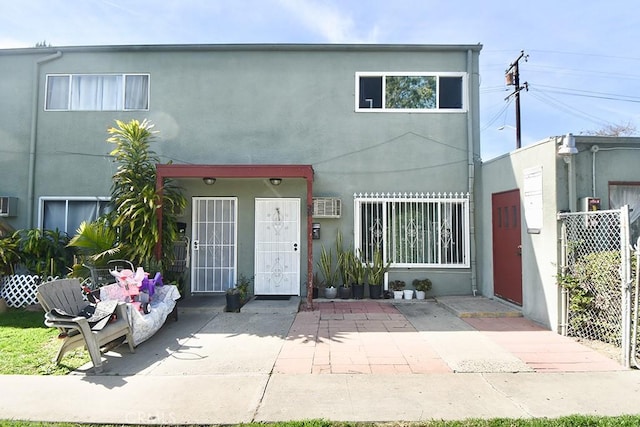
[352,283,365,299]
[369,284,383,299]
[339,286,351,299]
[225,293,242,312]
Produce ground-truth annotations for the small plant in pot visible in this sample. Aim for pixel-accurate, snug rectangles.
[413,278,432,300]
[226,274,252,312]
[347,250,366,299]
[390,280,405,299]
[318,244,338,299]
[367,249,390,299]
[335,230,351,299]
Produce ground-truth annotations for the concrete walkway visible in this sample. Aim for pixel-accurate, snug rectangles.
[1,296,638,424]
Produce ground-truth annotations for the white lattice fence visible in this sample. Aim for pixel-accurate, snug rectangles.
[0,275,61,308]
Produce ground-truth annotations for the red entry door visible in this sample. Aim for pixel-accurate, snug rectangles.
[492,189,522,305]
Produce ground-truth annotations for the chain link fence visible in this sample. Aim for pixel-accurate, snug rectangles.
[558,207,639,368]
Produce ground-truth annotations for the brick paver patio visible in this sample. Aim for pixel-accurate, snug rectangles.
[272,300,624,374]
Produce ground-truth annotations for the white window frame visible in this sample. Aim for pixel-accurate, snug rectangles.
[355,71,467,113]
[354,192,470,268]
[38,196,111,234]
[44,73,150,111]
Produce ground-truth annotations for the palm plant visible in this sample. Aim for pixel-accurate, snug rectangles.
[0,235,19,276]
[107,119,186,268]
[67,218,120,265]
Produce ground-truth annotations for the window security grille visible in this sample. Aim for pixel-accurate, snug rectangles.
[354,192,470,268]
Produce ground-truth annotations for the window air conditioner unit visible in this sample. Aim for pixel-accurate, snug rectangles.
[312,197,342,218]
[0,197,17,217]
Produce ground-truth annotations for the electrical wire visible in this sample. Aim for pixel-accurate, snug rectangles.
[528,88,610,127]
[481,97,513,131]
[532,83,640,103]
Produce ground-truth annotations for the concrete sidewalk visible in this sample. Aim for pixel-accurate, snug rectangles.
[1,296,638,424]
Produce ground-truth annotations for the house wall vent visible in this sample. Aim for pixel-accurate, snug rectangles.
[312,197,342,218]
[0,197,17,217]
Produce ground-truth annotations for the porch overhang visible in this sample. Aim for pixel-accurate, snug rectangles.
[155,164,315,309]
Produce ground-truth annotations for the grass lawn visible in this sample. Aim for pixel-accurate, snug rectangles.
[2,417,640,426]
[0,308,89,375]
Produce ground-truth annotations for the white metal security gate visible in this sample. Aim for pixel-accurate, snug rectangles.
[254,198,300,295]
[191,197,237,293]
[558,206,639,368]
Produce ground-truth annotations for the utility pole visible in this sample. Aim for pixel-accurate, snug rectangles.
[505,50,528,149]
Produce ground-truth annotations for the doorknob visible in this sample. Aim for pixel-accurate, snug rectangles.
[193,240,199,251]
[293,243,298,252]
[517,244,521,256]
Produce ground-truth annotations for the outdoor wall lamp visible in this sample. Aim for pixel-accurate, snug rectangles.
[269,178,282,186]
[203,177,216,185]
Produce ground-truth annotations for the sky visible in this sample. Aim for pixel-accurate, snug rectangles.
[2,0,639,160]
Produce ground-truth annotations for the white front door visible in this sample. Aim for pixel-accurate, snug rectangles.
[191,197,237,293]
[254,198,300,295]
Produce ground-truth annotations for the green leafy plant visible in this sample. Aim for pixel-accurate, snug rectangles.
[228,274,253,302]
[559,250,636,344]
[346,249,366,285]
[67,217,121,266]
[0,235,19,276]
[366,248,390,286]
[390,280,405,291]
[107,119,186,268]
[12,228,74,277]
[413,278,432,292]
[335,230,350,287]
[317,244,338,289]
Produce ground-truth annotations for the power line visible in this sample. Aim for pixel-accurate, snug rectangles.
[525,64,640,81]
[532,84,640,103]
[481,97,513,131]
[528,88,610,127]
[527,48,640,62]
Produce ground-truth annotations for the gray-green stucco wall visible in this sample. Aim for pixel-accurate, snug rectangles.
[0,44,481,295]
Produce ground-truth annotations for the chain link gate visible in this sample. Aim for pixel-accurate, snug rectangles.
[558,206,639,368]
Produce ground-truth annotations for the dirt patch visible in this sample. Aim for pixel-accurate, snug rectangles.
[572,337,624,365]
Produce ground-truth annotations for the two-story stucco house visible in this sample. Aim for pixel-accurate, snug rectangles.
[0,43,483,301]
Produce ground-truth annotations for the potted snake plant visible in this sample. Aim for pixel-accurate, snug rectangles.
[318,244,338,299]
[366,248,390,299]
[347,249,366,299]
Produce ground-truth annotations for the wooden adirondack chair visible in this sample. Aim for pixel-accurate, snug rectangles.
[36,278,135,373]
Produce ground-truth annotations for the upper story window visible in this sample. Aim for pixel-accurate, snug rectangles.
[45,74,149,111]
[356,72,466,112]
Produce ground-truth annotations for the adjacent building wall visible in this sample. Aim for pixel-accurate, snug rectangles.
[479,135,640,331]
[479,138,560,330]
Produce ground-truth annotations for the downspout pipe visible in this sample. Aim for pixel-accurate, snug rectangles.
[28,50,62,228]
[590,145,599,197]
[558,133,577,333]
[467,49,478,296]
